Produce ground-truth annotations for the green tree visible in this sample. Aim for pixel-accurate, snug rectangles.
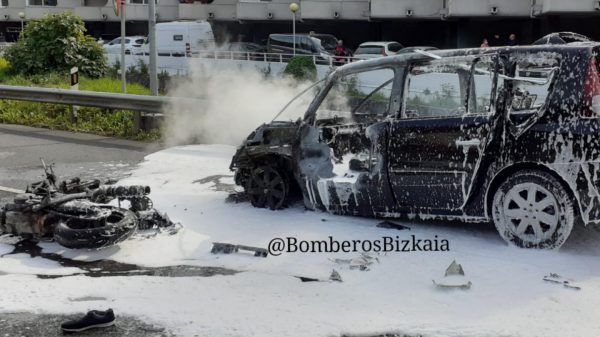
[283,56,317,81]
[4,12,107,78]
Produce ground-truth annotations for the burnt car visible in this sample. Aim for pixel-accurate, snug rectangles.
[231,39,600,249]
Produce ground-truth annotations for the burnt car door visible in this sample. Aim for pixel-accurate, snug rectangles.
[298,66,402,216]
[387,56,500,212]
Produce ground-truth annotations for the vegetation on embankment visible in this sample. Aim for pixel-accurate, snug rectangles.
[0,59,160,141]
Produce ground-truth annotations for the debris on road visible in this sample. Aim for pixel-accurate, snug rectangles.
[433,260,472,289]
[0,160,177,249]
[376,221,411,231]
[331,252,380,271]
[296,269,343,283]
[329,269,343,282]
[543,273,581,290]
[211,242,269,257]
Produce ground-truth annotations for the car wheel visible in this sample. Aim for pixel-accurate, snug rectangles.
[492,170,575,249]
[245,166,289,210]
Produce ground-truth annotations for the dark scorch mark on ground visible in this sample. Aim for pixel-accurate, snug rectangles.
[2,239,239,279]
[193,175,236,193]
[193,174,248,203]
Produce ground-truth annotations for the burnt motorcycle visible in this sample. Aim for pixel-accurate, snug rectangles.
[0,160,175,249]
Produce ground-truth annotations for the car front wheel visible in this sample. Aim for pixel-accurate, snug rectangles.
[245,166,289,210]
[492,170,575,249]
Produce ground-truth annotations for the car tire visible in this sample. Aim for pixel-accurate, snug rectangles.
[492,170,575,249]
[245,166,289,210]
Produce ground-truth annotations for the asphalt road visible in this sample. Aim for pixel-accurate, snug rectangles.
[0,124,161,204]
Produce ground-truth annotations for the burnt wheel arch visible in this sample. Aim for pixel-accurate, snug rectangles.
[240,154,301,203]
[485,163,581,223]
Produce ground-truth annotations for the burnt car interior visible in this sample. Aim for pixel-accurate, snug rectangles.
[316,68,395,160]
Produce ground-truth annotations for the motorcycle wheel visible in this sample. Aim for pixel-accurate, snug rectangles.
[53,205,138,249]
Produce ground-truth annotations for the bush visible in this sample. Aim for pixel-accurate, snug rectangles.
[4,12,107,78]
[108,59,186,94]
[283,56,317,81]
[0,58,9,82]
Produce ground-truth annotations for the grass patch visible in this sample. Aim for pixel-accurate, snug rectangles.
[0,62,159,141]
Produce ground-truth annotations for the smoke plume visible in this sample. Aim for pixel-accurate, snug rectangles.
[164,66,314,146]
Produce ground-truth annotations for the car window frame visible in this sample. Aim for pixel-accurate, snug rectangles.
[312,67,398,123]
[400,55,496,120]
[506,64,559,117]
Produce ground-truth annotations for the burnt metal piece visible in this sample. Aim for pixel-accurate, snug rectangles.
[543,273,581,290]
[211,242,268,257]
[295,269,343,283]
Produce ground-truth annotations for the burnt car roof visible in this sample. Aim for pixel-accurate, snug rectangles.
[331,43,600,77]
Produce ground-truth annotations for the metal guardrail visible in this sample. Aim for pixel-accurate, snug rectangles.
[0,84,188,114]
[133,49,366,66]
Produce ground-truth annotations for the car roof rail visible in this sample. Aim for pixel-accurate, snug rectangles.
[414,48,442,60]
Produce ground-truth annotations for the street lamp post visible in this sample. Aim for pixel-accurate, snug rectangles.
[120,1,126,93]
[289,2,299,56]
[148,0,158,96]
[18,12,24,38]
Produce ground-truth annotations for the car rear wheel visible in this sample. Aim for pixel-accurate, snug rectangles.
[492,170,575,249]
[245,166,289,210]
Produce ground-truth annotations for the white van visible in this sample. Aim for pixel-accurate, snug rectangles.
[142,21,215,56]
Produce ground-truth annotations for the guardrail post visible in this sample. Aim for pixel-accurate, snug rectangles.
[133,111,142,134]
[70,67,79,123]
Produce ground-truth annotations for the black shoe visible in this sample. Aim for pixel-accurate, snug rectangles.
[61,309,115,332]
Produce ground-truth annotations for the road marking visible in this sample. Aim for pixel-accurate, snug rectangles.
[0,185,25,194]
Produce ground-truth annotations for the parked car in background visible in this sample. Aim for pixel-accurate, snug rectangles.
[103,36,146,55]
[308,32,340,54]
[267,33,332,64]
[141,20,215,56]
[398,46,438,54]
[353,41,404,60]
[231,35,600,250]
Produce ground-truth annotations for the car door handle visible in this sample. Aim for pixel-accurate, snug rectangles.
[455,139,481,147]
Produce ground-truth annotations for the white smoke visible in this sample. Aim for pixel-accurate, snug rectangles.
[164,66,315,146]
